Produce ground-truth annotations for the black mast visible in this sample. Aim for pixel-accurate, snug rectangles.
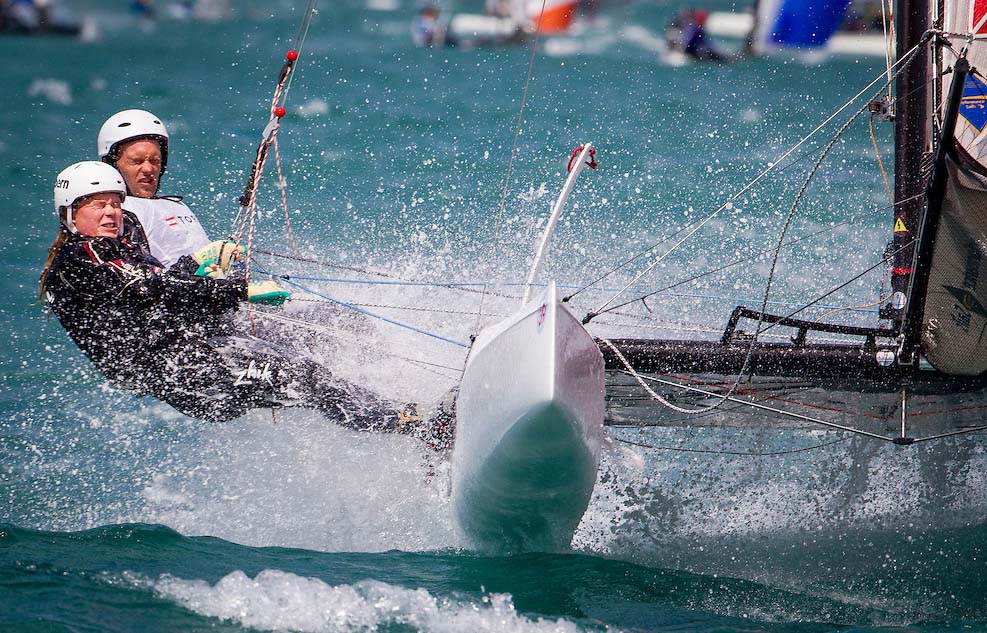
[890,0,930,335]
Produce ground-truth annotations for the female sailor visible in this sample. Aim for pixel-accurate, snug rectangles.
[40,161,452,448]
[97,109,212,270]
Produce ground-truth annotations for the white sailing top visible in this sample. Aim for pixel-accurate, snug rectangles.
[124,196,211,269]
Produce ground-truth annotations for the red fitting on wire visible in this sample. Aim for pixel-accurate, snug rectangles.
[286,49,298,62]
[274,106,286,118]
[567,146,598,173]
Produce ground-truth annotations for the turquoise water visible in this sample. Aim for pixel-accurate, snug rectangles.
[3,1,987,631]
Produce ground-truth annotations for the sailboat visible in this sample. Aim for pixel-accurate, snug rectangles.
[447,0,580,46]
[452,145,605,553]
[233,0,987,554]
[703,1,888,58]
[451,0,987,552]
[601,0,987,447]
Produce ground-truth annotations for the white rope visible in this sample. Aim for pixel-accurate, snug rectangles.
[600,337,734,415]
[602,344,894,440]
[251,310,464,380]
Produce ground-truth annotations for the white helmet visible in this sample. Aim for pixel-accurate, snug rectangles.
[97,109,169,173]
[54,161,126,234]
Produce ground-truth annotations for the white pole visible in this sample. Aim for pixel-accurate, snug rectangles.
[523,142,593,304]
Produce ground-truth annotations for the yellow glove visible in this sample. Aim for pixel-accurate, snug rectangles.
[247,280,290,306]
[194,241,247,277]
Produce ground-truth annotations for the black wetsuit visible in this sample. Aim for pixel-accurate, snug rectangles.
[44,231,421,433]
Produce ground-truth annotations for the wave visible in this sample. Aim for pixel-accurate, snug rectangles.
[3,523,987,631]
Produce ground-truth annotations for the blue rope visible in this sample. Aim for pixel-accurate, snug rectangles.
[239,263,879,348]
[273,276,471,349]
[244,266,880,315]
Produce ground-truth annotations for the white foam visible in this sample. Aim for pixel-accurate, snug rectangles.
[28,78,73,106]
[575,429,987,562]
[152,569,588,633]
[140,410,461,553]
[364,0,399,11]
[298,98,330,118]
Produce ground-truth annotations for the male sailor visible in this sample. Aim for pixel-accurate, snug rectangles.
[98,109,213,269]
[665,8,726,62]
[41,161,454,450]
[412,5,444,48]
[681,10,725,61]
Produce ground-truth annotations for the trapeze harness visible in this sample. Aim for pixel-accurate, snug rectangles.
[123,195,211,270]
[45,233,405,429]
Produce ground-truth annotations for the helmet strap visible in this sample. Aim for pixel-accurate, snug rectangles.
[61,206,78,234]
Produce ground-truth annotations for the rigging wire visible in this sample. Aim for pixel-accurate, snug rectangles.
[611,435,852,457]
[276,276,470,348]
[563,134,847,306]
[584,33,933,321]
[243,189,921,345]
[251,188,922,333]
[587,192,923,318]
[749,96,874,350]
[243,209,915,345]
[476,0,550,326]
[755,237,915,339]
[230,0,320,266]
[600,364,895,441]
[293,295,512,319]
[587,36,933,419]
[255,270,884,314]
[869,115,894,204]
[249,310,464,379]
[273,140,299,256]
[284,0,319,103]
[252,247,523,302]
[605,107,871,416]
[562,98,893,308]
[621,46,918,324]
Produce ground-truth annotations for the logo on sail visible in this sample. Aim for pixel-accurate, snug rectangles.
[943,242,987,333]
[959,74,987,133]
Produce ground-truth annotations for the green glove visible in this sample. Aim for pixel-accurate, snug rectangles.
[247,280,290,306]
[194,240,247,278]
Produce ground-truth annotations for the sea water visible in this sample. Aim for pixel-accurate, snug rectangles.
[3,0,987,631]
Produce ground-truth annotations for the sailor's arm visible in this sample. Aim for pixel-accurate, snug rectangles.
[59,237,246,316]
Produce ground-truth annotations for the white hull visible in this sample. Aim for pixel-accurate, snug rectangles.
[448,14,523,44]
[452,282,605,552]
[705,11,888,58]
